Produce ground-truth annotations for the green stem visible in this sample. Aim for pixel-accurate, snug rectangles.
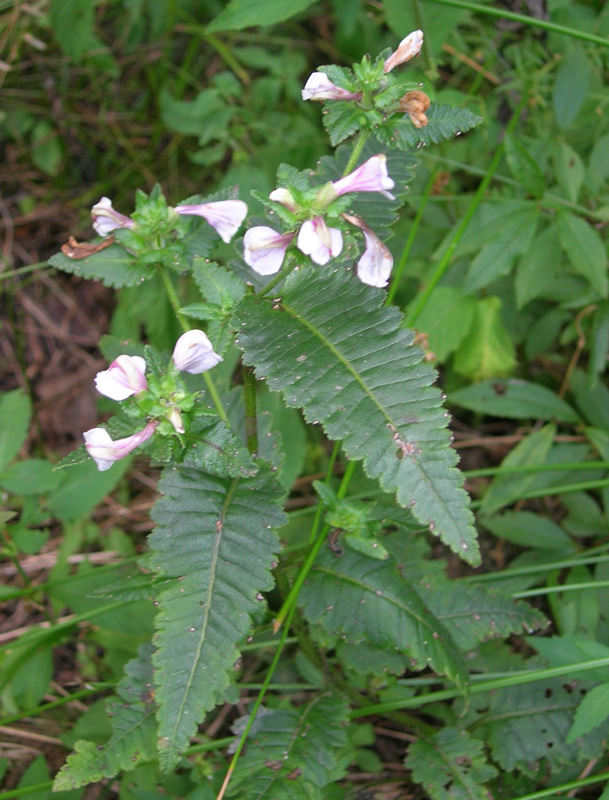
[342,129,371,176]
[465,552,609,583]
[426,0,609,48]
[405,90,528,327]
[242,284,259,455]
[512,580,609,599]
[307,442,340,544]
[386,167,437,306]
[257,254,298,297]
[158,266,229,423]
[0,684,114,726]
[511,773,609,800]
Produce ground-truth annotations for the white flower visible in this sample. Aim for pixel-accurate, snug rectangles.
[94,355,148,401]
[331,155,395,201]
[297,217,343,266]
[269,188,297,212]
[91,197,134,236]
[301,72,362,102]
[344,214,393,288]
[243,226,295,275]
[383,30,424,73]
[172,330,223,374]
[175,200,248,243]
[83,420,158,471]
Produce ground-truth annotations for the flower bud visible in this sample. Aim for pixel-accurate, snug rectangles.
[172,330,223,374]
[301,72,362,102]
[383,30,424,73]
[91,197,135,237]
[269,188,298,212]
[167,405,185,434]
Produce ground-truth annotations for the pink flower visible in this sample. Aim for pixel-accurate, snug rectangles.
[172,330,223,374]
[174,200,248,243]
[301,72,362,102]
[331,155,395,201]
[94,355,148,401]
[344,214,393,288]
[383,30,424,73]
[297,217,343,266]
[84,420,158,471]
[91,197,134,237]
[243,227,295,275]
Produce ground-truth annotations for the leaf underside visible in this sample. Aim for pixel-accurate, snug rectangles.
[149,462,286,771]
[234,268,479,564]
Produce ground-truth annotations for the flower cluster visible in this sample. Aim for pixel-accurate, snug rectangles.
[243,154,396,287]
[84,331,222,471]
[92,197,247,244]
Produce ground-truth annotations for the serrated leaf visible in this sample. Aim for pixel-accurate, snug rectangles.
[192,258,246,307]
[49,246,152,288]
[300,548,469,688]
[557,211,608,297]
[376,103,482,150]
[449,379,580,423]
[185,418,258,478]
[234,268,479,564]
[149,463,285,770]
[322,100,366,147]
[0,389,31,472]
[53,644,157,790]
[567,682,609,743]
[419,578,548,651]
[227,693,350,798]
[480,424,556,516]
[406,727,497,800]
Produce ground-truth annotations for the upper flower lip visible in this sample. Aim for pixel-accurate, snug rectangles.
[174,200,248,243]
[94,354,148,401]
[383,30,424,73]
[301,72,363,102]
[172,330,223,374]
[331,155,395,201]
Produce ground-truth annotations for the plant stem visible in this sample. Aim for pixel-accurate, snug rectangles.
[405,89,528,327]
[426,0,609,48]
[342,129,371,176]
[157,266,229,423]
[257,254,298,297]
[242,286,259,455]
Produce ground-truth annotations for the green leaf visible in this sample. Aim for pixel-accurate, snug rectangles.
[414,286,477,362]
[206,0,316,32]
[300,548,469,688]
[234,268,479,564]
[589,302,609,387]
[46,456,132,520]
[480,424,556,516]
[322,100,366,147]
[554,140,584,203]
[0,389,31,472]
[0,458,61,495]
[419,578,548,651]
[504,133,545,198]
[481,511,575,552]
[515,225,562,308]
[553,46,591,129]
[227,693,350,798]
[377,103,481,151]
[567,683,609,742]
[49,0,108,61]
[185,419,258,478]
[557,211,608,297]
[149,462,286,771]
[31,121,63,177]
[453,296,516,381]
[463,205,539,293]
[406,727,497,800]
[49,246,152,289]
[449,379,580,423]
[53,644,158,789]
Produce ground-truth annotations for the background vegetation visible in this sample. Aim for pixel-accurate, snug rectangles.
[2,0,609,797]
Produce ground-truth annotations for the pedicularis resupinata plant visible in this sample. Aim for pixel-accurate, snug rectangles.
[48,30,549,798]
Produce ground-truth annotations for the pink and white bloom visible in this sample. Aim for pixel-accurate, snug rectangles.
[172,330,223,374]
[91,197,134,236]
[344,214,393,288]
[331,155,395,201]
[243,226,295,275]
[383,30,424,73]
[174,200,248,243]
[297,217,343,266]
[84,420,158,471]
[302,72,362,102]
[94,355,148,401]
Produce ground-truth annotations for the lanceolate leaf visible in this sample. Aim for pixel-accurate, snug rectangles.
[227,693,350,799]
[406,727,497,800]
[149,463,286,771]
[234,268,479,564]
[300,548,469,688]
[53,644,157,789]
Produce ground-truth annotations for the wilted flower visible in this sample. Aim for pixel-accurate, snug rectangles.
[174,200,248,243]
[398,90,430,128]
[172,330,223,374]
[243,227,296,275]
[344,214,393,288]
[91,197,135,237]
[297,217,343,266]
[94,355,148,401]
[84,420,158,471]
[302,72,363,102]
[331,155,395,201]
[383,30,424,73]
